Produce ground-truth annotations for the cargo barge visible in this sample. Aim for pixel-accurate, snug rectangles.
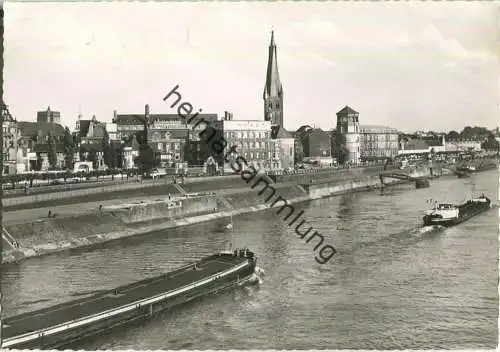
[423,194,491,227]
[1,249,258,350]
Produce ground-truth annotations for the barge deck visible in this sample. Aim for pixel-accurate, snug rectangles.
[2,250,257,349]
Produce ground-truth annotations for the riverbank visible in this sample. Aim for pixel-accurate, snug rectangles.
[2,167,437,264]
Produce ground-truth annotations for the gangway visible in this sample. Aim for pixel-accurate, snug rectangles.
[2,227,19,250]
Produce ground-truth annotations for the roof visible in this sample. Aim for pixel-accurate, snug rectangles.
[336,105,359,115]
[17,121,66,137]
[78,119,107,138]
[114,113,218,125]
[295,125,313,135]
[425,139,444,147]
[404,139,430,150]
[33,142,65,153]
[271,126,293,139]
[360,125,399,133]
[307,128,330,138]
[149,129,189,139]
[80,142,104,153]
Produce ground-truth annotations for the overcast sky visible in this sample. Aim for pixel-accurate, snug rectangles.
[4,1,499,133]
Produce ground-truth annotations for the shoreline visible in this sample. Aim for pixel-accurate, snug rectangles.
[2,168,461,265]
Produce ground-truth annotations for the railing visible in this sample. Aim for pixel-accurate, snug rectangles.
[1,261,249,349]
[2,227,19,249]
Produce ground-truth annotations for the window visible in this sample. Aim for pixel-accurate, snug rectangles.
[256,152,260,159]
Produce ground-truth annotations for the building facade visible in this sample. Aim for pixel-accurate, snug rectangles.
[17,121,66,171]
[336,105,360,165]
[263,31,284,128]
[270,125,294,169]
[1,105,19,174]
[299,128,333,165]
[114,105,221,167]
[222,118,271,172]
[75,115,107,169]
[37,106,61,124]
[359,125,399,160]
[445,139,482,152]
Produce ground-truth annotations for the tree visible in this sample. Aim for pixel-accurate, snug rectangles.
[134,143,158,175]
[481,134,500,151]
[102,130,117,169]
[63,127,76,170]
[446,130,460,141]
[47,133,58,170]
[335,132,349,165]
[88,151,98,169]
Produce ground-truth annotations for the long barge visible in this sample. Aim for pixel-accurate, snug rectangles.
[2,249,258,350]
[423,194,491,227]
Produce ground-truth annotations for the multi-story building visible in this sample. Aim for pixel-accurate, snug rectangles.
[75,115,107,169]
[105,122,119,142]
[1,104,19,174]
[445,138,482,152]
[17,121,66,171]
[222,116,271,172]
[398,136,446,156]
[37,106,61,124]
[336,105,360,165]
[359,125,399,161]
[114,105,221,167]
[263,31,284,128]
[270,126,294,169]
[185,113,221,167]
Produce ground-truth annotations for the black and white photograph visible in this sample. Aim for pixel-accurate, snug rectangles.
[1,1,499,350]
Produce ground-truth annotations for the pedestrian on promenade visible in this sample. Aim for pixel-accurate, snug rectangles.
[48,210,52,218]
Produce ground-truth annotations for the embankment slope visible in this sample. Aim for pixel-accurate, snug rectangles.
[2,166,433,264]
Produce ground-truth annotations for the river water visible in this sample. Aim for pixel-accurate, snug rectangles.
[2,170,498,349]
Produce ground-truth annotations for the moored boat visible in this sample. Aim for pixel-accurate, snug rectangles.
[423,194,491,227]
[2,248,259,350]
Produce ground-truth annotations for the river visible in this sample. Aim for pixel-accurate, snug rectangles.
[2,170,498,349]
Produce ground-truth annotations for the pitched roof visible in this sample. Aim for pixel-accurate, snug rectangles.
[271,125,293,139]
[336,105,359,115]
[17,121,66,137]
[78,119,107,138]
[263,30,283,98]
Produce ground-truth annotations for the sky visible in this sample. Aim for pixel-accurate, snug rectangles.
[4,1,500,133]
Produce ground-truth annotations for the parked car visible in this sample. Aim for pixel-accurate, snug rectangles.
[151,168,167,179]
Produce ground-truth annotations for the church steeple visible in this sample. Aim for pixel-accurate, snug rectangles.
[263,30,284,128]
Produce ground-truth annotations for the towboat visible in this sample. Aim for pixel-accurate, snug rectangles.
[423,194,491,227]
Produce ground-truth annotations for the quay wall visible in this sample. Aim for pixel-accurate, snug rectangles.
[2,166,431,264]
[113,196,219,224]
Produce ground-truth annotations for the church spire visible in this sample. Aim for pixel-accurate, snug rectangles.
[263,30,284,128]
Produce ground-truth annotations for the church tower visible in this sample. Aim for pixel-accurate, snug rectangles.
[263,30,284,128]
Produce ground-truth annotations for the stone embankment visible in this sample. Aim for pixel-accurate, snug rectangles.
[2,166,436,264]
